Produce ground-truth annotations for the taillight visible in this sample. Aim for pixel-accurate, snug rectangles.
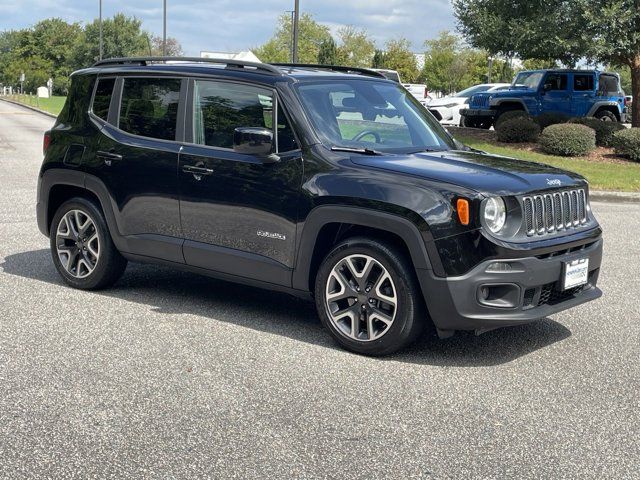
[43,132,51,155]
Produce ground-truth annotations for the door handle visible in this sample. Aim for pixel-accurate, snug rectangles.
[96,150,122,166]
[182,164,214,180]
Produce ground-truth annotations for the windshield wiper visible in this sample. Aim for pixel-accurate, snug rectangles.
[409,147,446,154]
[331,146,383,156]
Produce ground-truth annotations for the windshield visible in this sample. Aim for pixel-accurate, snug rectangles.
[513,72,544,89]
[295,79,455,153]
[455,85,491,99]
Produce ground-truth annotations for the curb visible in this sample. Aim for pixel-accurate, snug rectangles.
[590,190,640,203]
[0,97,57,119]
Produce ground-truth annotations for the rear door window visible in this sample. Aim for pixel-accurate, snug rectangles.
[573,74,595,92]
[118,78,181,141]
[92,78,115,121]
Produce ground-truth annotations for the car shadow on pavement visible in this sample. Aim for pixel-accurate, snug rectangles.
[2,249,572,367]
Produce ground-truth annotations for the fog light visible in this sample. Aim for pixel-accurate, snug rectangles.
[486,262,513,272]
[477,283,521,308]
[480,286,490,299]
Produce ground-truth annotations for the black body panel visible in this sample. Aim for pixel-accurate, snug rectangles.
[37,60,605,334]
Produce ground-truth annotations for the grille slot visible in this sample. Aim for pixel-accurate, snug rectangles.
[522,189,588,237]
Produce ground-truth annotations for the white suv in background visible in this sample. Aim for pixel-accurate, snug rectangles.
[428,83,511,126]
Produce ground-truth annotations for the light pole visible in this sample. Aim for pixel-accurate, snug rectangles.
[99,0,103,60]
[292,0,300,63]
[163,0,167,56]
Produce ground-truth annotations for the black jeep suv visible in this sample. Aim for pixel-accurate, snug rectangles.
[37,57,603,355]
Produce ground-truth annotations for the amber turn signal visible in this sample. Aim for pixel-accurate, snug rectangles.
[457,199,470,225]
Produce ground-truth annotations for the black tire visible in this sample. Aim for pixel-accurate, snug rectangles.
[594,109,617,122]
[314,237,425,356]
[50,197,127,290]
[493,106,522,128]
[462,116,480,128]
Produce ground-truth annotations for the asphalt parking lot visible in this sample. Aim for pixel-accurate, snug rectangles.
[0,100,638,479]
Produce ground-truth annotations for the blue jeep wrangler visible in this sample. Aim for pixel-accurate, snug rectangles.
[460,69,626,129]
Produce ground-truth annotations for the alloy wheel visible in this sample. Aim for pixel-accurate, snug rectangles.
[55,209,100,278]
[325,254,397,342]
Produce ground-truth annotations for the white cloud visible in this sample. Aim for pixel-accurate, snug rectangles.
[0,0,456,55]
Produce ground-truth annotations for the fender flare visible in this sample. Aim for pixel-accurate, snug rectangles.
[587,101,621,119]
[490,98,530,113]
[291,205,441,291]
[38,168,124,249]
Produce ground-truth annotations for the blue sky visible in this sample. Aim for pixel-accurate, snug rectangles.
[0,0,457,54]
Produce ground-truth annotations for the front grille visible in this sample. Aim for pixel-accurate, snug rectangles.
[470,95,489,108]
[522,189,588,237]
[538,283,586,307]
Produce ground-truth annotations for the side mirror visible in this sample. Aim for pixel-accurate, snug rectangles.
[233,127,279,163]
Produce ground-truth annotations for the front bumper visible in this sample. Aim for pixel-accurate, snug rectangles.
[460,108,496,120]
[418,238,603,333]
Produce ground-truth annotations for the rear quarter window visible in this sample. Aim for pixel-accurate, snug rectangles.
[118,78,182,141]
[598,75,620,95]
[56,74,95,127]
[92,78,116,121]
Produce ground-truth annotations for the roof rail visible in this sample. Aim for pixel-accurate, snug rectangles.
[92,56,283,76]
[271,63,387,79]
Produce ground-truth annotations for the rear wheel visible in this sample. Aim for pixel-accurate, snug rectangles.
[594,109,617,122]
[314,237,425,355]
[50,197,127,290]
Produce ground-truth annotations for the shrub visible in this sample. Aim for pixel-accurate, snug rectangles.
[535,112,571,130]
[611,128,640,162]
[496,117,541,143]
[539,124,596,156]
[495,110,531,128]
[569,117,627,147]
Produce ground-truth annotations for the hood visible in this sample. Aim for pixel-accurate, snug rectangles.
[350,150,586,196]
[471,86,536,101]
[429,96,466,107]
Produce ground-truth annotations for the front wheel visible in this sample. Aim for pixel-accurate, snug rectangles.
[50,197,127,290]
[314,237,425,355]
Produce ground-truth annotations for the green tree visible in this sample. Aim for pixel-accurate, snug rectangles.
[422,32,465,93]
[4,55,51,93]
[453,0,640,126]
[147,35,185,57]
[613,64,632,94]
[383,38,419,83]
[336,26,375,67]
[579,0,640,125]
[31,19,82,94]
[371,49,385,68]
[254,13,331,63]
[522,59,560,71]
[317,37,338,65]
[71,13,148,68]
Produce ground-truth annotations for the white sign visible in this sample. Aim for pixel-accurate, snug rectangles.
[37,86,50,98]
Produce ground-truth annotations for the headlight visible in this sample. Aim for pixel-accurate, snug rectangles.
[483,197,506,233]
[441,103,459,108]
